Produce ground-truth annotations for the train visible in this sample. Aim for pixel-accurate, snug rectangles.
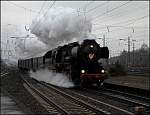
[18,39,109,87]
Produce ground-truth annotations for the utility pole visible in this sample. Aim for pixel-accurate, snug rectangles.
[133,41,135,67]
[132,40,136,67]
[103,35,105,47]
[98,37,102,46]
[128,36,130,67]
[5,24,17,60]
[98,35,105,47]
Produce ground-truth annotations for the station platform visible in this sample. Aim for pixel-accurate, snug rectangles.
[104,75,149,90]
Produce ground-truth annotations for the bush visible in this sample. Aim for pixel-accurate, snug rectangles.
[108,61,126,76]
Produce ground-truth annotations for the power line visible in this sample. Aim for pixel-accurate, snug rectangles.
[92,15,149,35]
[93,3,147,23]
[31,1,56,33]
[123,15,149,26]
[92,1,131,21]
[7,1,39,13]
[38,1,47,14]
[93,11,149,26]
[81,1,95,10]
[86,2,109,13]
[111,15,149,26]
[78,2,109,15]
[31,1,47,30]
[93,25,148,32]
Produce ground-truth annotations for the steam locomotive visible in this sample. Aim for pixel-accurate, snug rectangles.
[18,39,109,87]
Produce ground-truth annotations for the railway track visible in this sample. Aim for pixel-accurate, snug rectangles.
[79,88,150,114]
[103,83,149,97]
[44,82,150,114]
[22,76,149,115]
[23,77,109,114]
[43,83,137,115]
[100,87,150,106]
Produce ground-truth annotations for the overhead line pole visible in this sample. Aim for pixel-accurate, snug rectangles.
[98,35,105,47]
[103,35,105,47]
[128,36,130,67]
[132,40,136,67]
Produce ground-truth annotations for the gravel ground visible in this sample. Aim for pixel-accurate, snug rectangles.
[1,91,25,114]
[1,65,49,114]
[105,75,149,90]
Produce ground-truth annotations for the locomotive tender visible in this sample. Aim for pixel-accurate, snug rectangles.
[18,39,109,87]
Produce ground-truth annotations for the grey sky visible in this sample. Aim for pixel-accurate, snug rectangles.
[1,1,149,59]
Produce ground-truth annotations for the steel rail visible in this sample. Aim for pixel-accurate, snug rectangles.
[43,83,134,115]
[42,83,111,115]
[23,78,70,115]
[84,88,150,108]
[66,88,135,115]
[103,83,149,96]
[37,83,94,115]
[102,88,150,104]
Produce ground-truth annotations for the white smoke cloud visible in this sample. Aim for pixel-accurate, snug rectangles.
[30,6,93,49]
[16,36,48,59]
[13,6,94,60]
[30,69,74,88]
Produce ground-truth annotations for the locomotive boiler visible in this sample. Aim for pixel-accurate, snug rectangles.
[18,39,109,87]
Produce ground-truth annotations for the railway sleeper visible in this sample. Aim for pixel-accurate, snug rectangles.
[34,82,95,114]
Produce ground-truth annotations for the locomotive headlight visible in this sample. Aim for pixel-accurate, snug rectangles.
[81,70,85,74]
[90,45,94,48]
[101,69,105,73]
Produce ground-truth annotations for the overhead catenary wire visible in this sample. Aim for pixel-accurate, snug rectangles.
[77,1,108,15]
[30,1,47,30]
[93,14,149,27]
[85,1,109,13]
[94,28,148,39]
[7,1,40,30]
[92,1,131,21]
[93,9,148,26]
[93,4,148,24]
[122,15,149,26]
[93,25,148,29]
[33,1,47,21]
[7,1,39,13]
[106,31,148,40]
[81,0,95,10]
[92,15,149,35]
[92,25,148,32]
[98,33,148,43]
[31,1,56,33]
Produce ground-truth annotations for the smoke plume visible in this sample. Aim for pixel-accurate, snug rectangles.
[30,69,74,88]
[16,7,95,87]
[30,6,93,49]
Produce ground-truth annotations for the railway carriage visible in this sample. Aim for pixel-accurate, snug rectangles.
[18,39,109,87]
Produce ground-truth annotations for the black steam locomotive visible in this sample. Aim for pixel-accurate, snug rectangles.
[18,39,109,87]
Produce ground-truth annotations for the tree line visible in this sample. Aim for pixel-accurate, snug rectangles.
[107,43,149,76]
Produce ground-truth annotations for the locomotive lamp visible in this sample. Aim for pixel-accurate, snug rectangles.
[81,70,85,73]
[101,69,105,73]
[90,45,94,48]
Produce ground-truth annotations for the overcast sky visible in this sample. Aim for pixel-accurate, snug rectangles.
[1,1,149,59]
